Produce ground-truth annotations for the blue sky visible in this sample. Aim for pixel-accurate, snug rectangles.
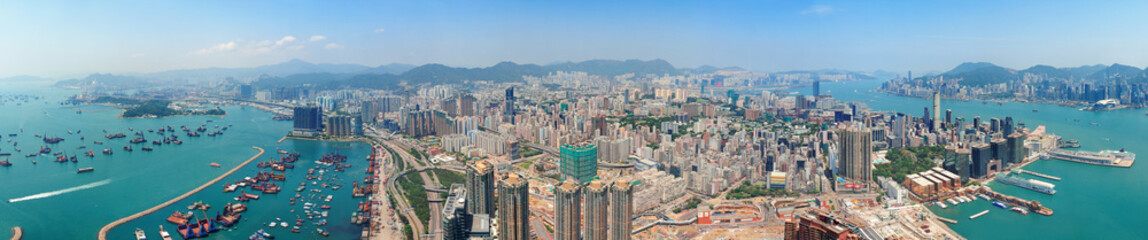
[2,0,1148,78]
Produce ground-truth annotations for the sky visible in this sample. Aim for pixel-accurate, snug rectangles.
[3,0,1148,79]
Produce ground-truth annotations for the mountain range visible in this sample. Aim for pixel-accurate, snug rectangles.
[56,59,684,89]
[933,62,1148,86]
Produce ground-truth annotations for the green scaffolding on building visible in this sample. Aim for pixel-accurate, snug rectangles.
[560,144,598,183]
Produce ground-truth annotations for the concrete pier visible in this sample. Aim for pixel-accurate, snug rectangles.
[9,227,21,240]
[1015,169,1061,181]
[97,146,265,240]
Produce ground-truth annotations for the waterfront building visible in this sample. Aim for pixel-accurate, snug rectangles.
[292,105,323,136]
[497,173,530,240]
[561,144,599,183]
[971,143,992,178]
[555,180,582,240]
[608,180,633,240]
[989,138,1011,167]
[583,180,609,240]
[325,115,353,137]
[465,160,495,215]
[1007,132,1026,165]
[239,84,254,99]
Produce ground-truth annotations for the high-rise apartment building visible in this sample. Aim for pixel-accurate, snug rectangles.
[837,126,872,188]
[608,180,633,240]
[497,173,530,240]
[583,180,608,240]
[465,160,495,215]
[555,180,582,240]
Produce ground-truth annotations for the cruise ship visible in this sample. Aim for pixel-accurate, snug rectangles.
[1047,149,1136,167]
[995,172,1056,195]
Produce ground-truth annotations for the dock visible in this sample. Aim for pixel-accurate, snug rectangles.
[969,210,989,219]
[936,217,958,224]
[10,226,21,240]
[96,146,264,240]
[1015,169,1061,181]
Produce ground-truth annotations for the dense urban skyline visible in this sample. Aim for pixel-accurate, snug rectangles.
[4,1,1148,78]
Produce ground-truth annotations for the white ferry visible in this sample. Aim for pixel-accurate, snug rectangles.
[995,173,1056,195]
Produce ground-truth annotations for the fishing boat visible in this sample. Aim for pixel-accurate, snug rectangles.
[158,225,174,240]
[0,160,11,167]
[135,228,147,240]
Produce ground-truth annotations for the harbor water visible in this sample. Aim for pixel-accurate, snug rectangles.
[803,80,1148,239]
[0,81,372,239]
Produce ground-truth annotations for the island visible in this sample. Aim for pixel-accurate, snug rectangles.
[90,96,226,118]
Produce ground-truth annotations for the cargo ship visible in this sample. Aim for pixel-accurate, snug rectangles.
[142,147,154,151]
[0,160,11,167]
[995,172,1056,195]
[77,167,94,173]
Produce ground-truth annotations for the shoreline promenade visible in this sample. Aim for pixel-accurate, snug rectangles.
[96,146,265,240]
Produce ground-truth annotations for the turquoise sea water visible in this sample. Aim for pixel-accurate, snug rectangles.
[804,80,1148,239]
[0,82,372,239]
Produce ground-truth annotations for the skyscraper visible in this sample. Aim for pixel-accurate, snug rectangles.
[504,87,516,124]
[932,91,940,131]
[561,144,598,183]
[945,109,952,124]
[497,173,530,240]
[837,126,872,188]
[361,100,377,124]
[971,143,992,178]
[466,160,495,215]
[555,180,582,240]
[812,80,821,97]
[608,180,633,240]
[583,180,608,240]
[460,94,477,116]
[1007,132,1026,165]
[239,84,254,99]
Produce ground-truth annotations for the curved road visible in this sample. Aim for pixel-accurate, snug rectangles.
[96,146,264,240]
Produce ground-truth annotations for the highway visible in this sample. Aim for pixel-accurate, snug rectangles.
[382,139,444,240]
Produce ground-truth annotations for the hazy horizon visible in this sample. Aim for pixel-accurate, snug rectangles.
[4,1,1148,78]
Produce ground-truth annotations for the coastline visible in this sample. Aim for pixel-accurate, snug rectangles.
[875,90,1145,111]
[96,146,265,240]
[9,227,20,240]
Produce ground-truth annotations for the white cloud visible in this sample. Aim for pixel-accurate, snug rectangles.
[191,35,310,56]
[801,5,835,16]
[324,43,344,50]
[275,36,297,46]
[191,41,238,55]
[374,28,385,33]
